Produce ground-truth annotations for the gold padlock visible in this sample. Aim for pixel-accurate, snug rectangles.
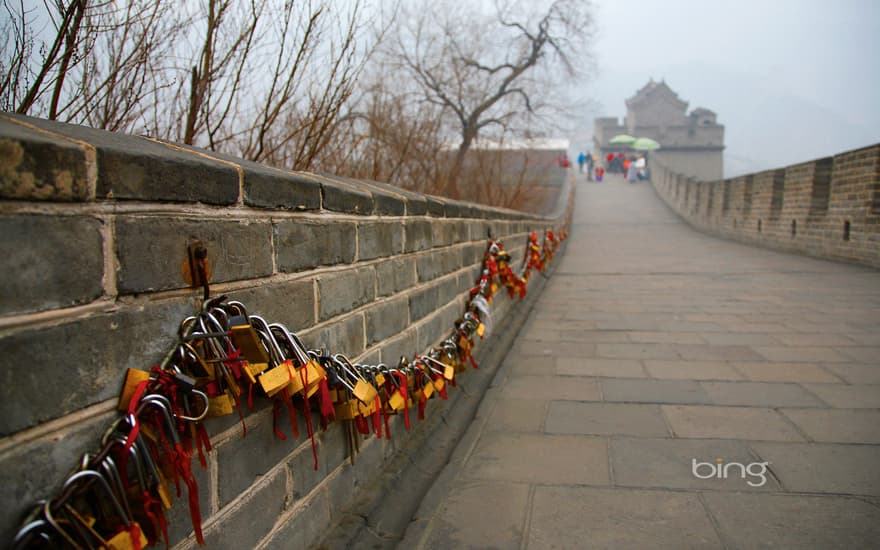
[259,360,294,396]
[105,523,149,550]
[387,390,406,412]
[207,390,235,417]
[118,369,150,411]
[352,379,378,403]
[230,323,270,364]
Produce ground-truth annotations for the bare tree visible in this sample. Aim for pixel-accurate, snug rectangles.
[395,0,594,198]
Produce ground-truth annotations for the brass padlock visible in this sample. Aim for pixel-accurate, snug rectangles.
[207,390,235,417]
[117,369,150,411]
[259,360,294,396]
[230,319,270,364]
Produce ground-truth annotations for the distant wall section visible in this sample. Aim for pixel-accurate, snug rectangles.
[651,143,880,268]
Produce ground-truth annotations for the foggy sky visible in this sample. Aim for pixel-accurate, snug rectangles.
[577,0,880,176]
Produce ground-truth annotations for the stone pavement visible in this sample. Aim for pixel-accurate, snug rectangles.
[401,174,880,549]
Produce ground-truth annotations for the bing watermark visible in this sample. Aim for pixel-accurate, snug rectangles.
[691,458,771,487]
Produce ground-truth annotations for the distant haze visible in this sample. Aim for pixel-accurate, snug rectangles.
[572,0,880,177]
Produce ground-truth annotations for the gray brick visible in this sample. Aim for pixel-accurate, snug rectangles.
[378,329,419,365]
[203,469,287,550]
[405,219,433,252]
[409,285,439,322]
[315,174,374,214]
[226,278,316,331]
[323,174,404,215]
[0,410,114,544]
[358,221,404,261]
[376,257,416,297]
[442,198,462,218]
[442,274,468,305]
[162,142,322,211]
[6,115,240,204]
[0,117,90,201]
[261,490,330,550]
[216,413,303,506]
[275,220,356,273]
[417,248,463,282]
[431,221,455,247]
[365,179,427,215]
[318,267,375,320]
[0,299,192,435]
[243,167,321,211]
[299,313,366,357]
[365,297,409,345]
[426,196,447,217]
[115,216,273,293]
[0,215,103,315]
[417,301,462,351]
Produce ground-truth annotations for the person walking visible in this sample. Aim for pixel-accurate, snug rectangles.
[626,157,638,183]
[585,152,594,181]
[577,152,586,173]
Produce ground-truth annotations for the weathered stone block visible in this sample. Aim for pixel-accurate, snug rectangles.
[299,313,366,357]
[226,278,316,331]
[243,168,321,211]
[416,248,462,282]
[0,117,89,201]
[202,468,287,550]
[365,297,409,345]
[358,221,404,261]
[409,285,439,322]
[313,173,374,214]
[275,220,356,272]
[318,267,375,320]
[376,257,416,297]
[405,219,433,252]
[115,216,273,293]
[378,329,419,364]
[0,215,103,315]
[0,299,192,435]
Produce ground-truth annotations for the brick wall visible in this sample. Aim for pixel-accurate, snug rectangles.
[0,114,570,547]
[650,143,880,268]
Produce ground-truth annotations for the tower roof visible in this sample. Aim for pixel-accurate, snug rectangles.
[626,79,688,111]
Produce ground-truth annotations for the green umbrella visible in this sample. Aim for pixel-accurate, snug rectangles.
[609,134,636,145]
[632,137,661,151]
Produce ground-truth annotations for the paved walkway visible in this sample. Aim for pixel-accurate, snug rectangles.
[407,174,880,549]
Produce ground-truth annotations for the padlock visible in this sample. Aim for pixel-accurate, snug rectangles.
[117,369,150,411]
[229,318,270,364]
[207,390,235,417]
[105,524,149,550]
[387,389,406,412]
[352,378,378,404]
[259,360,295,396]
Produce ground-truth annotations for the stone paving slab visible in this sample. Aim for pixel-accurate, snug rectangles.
[801,383,880,408]
[601,378,712,404]
[545,402,670,437]
[643,360,744,380]
[821,363,880,384]
[662,405,805,441]
[702,492,880,549]
[528,486,722,549]
[699,381,828,407]
[500,375,601,401]
[779,408,880,444]
[749,441,880,495]
[610,437,780,491]
[462,432,609,485]
[420,480,530,549]
[732,361,841,383]
[483,399,546,432]
[556,357,647,378]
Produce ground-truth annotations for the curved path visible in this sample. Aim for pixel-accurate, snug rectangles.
[404,173,880,549]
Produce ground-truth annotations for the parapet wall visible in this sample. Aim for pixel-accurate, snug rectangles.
[650,143,880,268]
[0,114,570,547]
